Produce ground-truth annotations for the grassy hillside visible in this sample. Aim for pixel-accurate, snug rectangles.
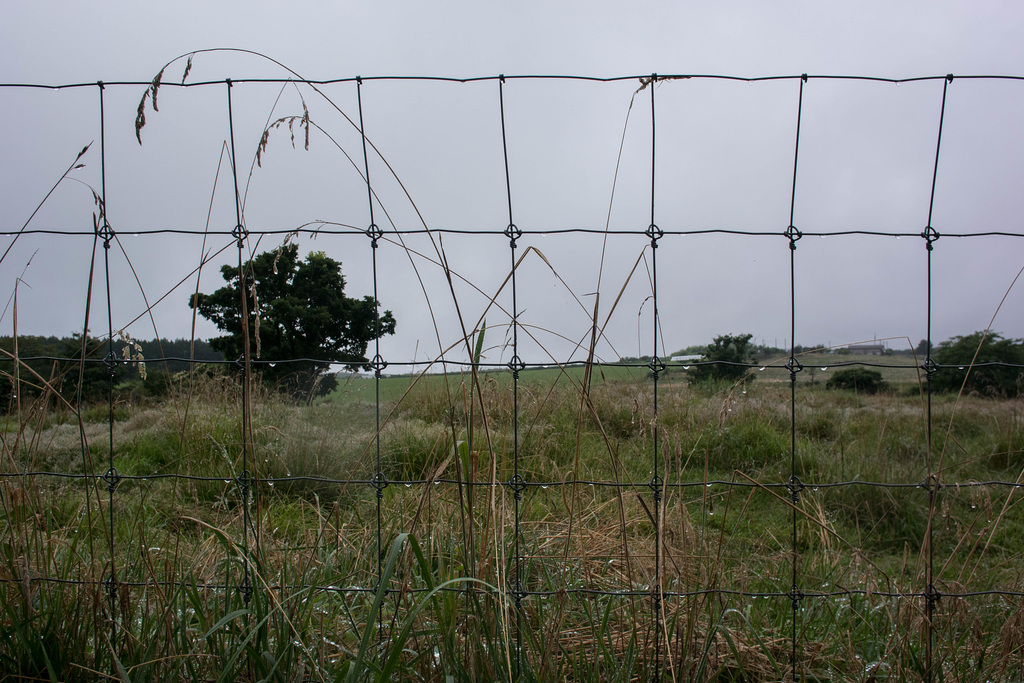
[1,366,1022,680]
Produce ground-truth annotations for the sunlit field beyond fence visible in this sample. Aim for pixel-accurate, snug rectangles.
[2,57,1024,681]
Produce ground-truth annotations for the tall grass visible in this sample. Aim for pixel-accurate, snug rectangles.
[3,366,1024,680]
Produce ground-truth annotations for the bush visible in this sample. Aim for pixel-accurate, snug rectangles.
[932,331,1024,397]
[687,333,756,384]
[826,368,888,394]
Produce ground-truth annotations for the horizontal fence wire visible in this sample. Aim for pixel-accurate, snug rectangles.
[3,71,1024,681]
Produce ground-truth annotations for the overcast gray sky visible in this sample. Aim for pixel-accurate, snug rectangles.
[2,1,1024,370]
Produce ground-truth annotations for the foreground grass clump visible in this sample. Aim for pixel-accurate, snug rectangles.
[1,367,1023,680]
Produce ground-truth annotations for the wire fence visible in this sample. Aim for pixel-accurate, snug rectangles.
[2,67,1024,681]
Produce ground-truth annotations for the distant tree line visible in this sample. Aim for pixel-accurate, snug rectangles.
[624,330,1024,397]
[1,334,223,406]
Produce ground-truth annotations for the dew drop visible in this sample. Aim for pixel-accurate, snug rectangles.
[759,367,766,371]
[404,483,412,488]
[541,485,549,489]
[895,235,901,240]
[819,235,826,240]
[269,362,277,368]
[820,366,828,371]
[433,480,441,485]
[706,483,713,488]
[958,366,965,370]
[682,366,690,370]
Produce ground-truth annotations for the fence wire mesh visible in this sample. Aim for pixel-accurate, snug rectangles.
[2,69,1024,681]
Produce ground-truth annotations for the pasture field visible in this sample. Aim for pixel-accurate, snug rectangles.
[1,365,1023,681]
[333,352,928,403]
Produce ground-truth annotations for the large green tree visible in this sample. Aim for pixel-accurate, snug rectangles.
[191,245,396,399]
[686,333,756,384]
[932,331,1024,397]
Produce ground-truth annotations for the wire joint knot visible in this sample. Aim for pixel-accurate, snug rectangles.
[238,577,253,605]
[785,356,803,380]
[785,225,802,249]
[507,354,526,379]
[786,475,806,504]
[504,223,522,248]
[235,469,252,497]
[922,357,939,381]
[97,220,114,249]
[508,474,527,500]
[231,224,247,247]
[370,472,389,499]
[366,223,384,248]
[369,354,388,378]
[919,474,942,495]
[103,351,119,377]
[645,224,663,248]
[789,585,805,610]
[103,467,121,494]
[649,474,664,504]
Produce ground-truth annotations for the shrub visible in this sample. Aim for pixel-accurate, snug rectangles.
[825,368,888,394]
[932,331,1024,397]
[687,333,756,384]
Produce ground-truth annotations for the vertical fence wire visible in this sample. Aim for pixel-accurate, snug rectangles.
[225,78,254,606]
[498,74,527,678]
[356,76,389,637]
[96,79,122,653]
[785,73,808,682]
[922,73,953,683]
[646,74,665,682]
